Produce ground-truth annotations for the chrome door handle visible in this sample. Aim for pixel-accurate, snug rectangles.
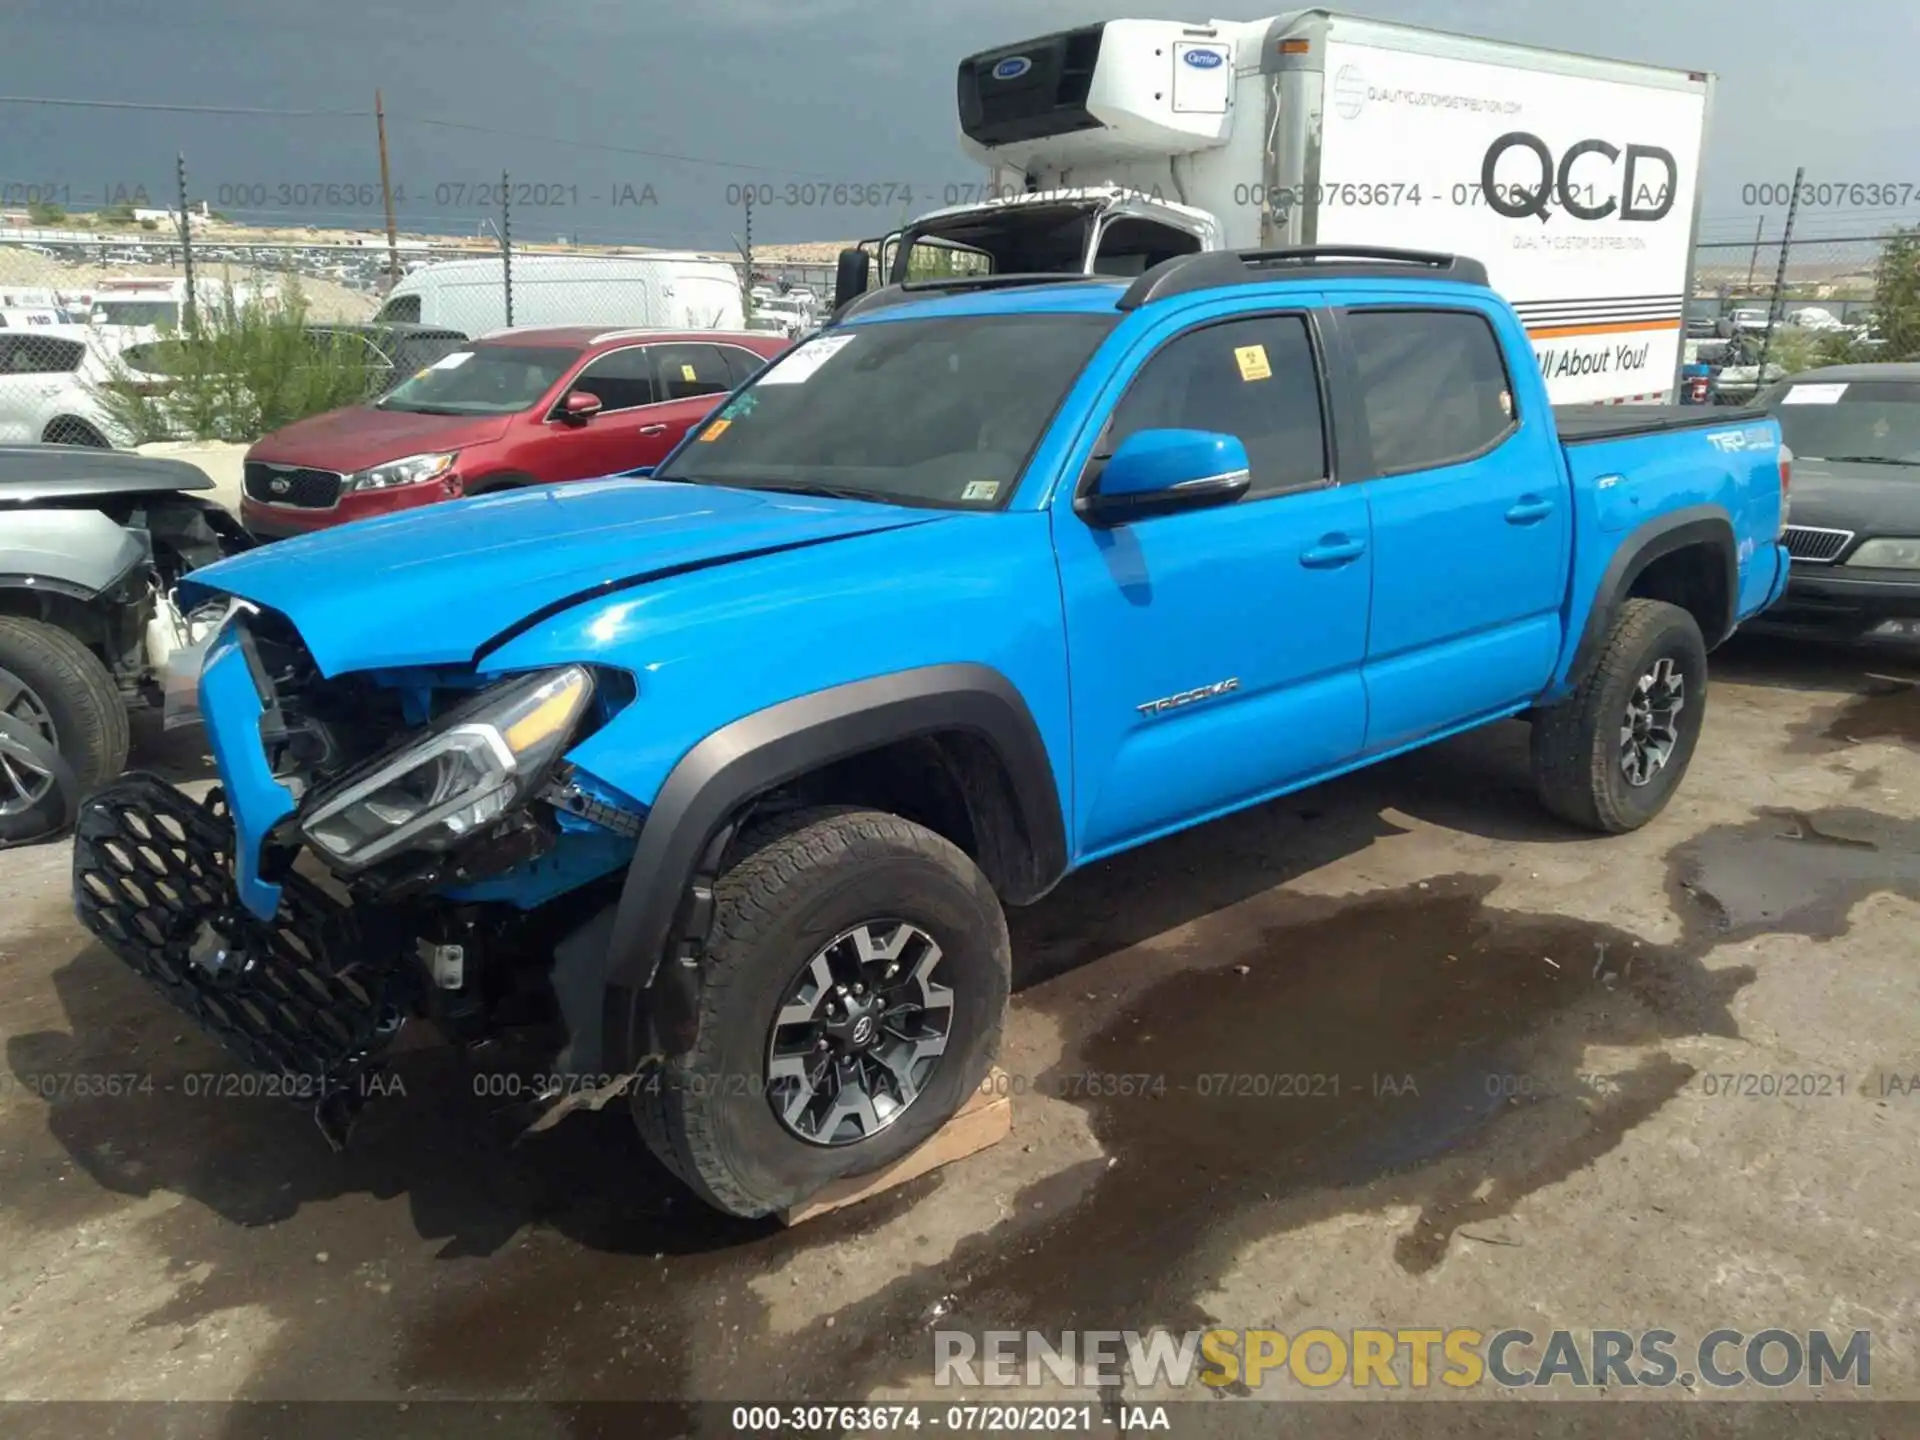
[638,423,668,436]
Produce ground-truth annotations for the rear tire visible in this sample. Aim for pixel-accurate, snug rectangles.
[0,618,129,845]
[1530,598,1707,834]
[633,806,1010,1218]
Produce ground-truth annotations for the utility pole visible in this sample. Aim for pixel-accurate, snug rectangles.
[176,151,197,333]
[1756,165,1804,381]
[375,89,400,292]
[1743,215,1764,294]
[500,170,514,328]
[741,189,754,318]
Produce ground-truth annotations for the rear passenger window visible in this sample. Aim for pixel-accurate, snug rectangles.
[0,335,84,374]
[718,345,769,386]
[1106,314,1326,499]
[651,344,734,401]
[1345,309,1515,474]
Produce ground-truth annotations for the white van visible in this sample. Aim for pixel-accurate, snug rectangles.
[374,254,744,334]
[89,276,278,330]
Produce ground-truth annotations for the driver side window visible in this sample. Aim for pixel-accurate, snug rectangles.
[1107,314,1328,500]
[565,346,655,413]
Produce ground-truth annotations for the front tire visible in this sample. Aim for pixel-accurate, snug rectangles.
[1531,598,1708,834]
[0,617,129,845]
[634,806,1010,1218]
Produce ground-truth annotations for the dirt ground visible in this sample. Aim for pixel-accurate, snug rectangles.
[1,635,1917,1436]
[0,246,377,323]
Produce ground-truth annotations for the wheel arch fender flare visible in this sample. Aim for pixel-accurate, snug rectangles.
[593,662,1068,1070]
[1566,504,1737,685]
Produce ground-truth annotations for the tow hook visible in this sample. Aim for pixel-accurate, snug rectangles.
[187,917,252,988]
[313,1086,367,1153]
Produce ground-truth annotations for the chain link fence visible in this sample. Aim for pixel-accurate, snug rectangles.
[7,139,1917,445]
[1684,228,1915,403]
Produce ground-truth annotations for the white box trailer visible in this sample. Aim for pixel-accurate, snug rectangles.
[868,11,1710,405]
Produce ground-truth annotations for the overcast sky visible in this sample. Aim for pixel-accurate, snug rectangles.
[6,0,1917,249]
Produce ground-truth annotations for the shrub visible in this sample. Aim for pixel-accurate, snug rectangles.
[91,278,382,444]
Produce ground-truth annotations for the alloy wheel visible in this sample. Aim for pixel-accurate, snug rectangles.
[765,919,953,1146]
[1620,656,1685,787]
[0,667,57,816]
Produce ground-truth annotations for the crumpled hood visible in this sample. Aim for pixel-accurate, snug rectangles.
[184,478,938,675]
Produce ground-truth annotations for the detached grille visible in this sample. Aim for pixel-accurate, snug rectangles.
[1782,526,1855,564]
[244,462,343,509]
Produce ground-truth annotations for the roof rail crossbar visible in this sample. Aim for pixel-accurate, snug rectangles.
[836,272,1109,321]
[1117,246,1490,310]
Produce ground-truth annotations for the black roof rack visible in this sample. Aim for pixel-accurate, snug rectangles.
[1117,246,1490,310]
[837,271,1110,321]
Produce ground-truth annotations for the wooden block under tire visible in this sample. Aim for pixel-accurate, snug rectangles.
[778,1068,1012,1225]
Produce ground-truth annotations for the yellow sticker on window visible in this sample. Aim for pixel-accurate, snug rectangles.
[681,363,697,381]
[700,419,731,441]
[1234,344,1271,382]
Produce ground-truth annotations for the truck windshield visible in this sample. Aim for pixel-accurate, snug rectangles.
[377,344,578,415]
[654,313,1117,508]
[94,300,180,326]
[1767,380,1920,467]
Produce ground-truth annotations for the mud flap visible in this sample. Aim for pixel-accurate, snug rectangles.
[70,773,417,1143]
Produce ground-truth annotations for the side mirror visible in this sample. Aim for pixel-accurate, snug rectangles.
[561,390,602,424]
[832,248,871,314]
[1076,429,1252,527]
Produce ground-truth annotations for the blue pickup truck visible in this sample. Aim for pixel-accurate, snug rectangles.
[71,247,1790,1217]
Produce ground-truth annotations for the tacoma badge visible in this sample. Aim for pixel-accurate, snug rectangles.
[1137,678,1240,717]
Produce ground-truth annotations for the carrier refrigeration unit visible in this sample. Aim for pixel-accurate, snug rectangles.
[871,13,1712,405]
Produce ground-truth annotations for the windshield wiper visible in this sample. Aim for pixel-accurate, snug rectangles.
[1811,455,1919,466]
[377,403,466,416]
[719,479,886,502]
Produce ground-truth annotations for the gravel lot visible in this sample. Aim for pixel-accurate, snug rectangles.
[0,634,1916,1434]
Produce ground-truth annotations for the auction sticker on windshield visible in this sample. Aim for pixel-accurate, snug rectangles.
[430,351,473,370]
[759,333,857,385]
[1781,383,1849,405]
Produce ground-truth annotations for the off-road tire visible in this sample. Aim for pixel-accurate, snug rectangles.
[1531,599,1708,834]
[0,617,129,844]
[633,805,1010,1218]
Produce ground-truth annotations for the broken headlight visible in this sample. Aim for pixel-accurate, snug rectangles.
[300,665,594,871]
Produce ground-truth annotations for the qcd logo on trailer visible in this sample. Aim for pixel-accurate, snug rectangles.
[1181,47,1226,69]
[991,56,1033,80]
[1481,132,1678,223]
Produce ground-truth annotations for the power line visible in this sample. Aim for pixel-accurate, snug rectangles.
[0,94,370,117]
[0,92,842,181]
[393,116,835,179]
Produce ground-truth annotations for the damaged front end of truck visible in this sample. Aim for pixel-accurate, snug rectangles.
[72,596,647,1145]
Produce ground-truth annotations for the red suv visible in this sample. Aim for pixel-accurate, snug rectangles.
[240,327,789,539]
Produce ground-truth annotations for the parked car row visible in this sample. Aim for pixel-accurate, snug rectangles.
[0,320,474,450]
[238,326,788,537]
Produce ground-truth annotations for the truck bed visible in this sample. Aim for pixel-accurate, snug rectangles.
[1553,404,1766,445]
